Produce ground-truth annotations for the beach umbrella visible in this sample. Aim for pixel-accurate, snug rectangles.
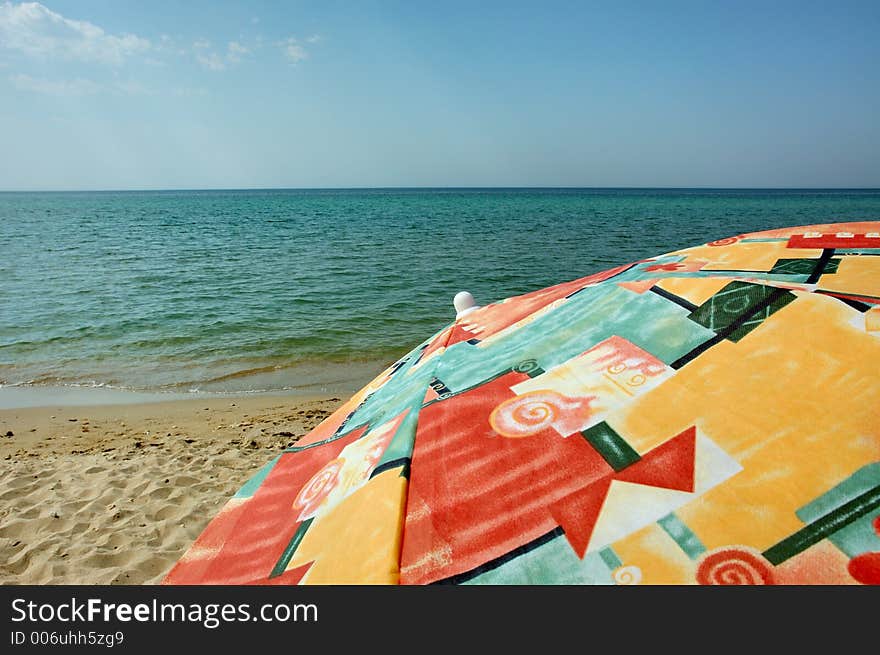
[164,221,880,585]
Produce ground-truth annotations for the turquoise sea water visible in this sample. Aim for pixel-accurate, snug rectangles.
[2,188,879,404]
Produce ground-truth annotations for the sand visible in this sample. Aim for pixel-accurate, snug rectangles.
[0,393,343,585]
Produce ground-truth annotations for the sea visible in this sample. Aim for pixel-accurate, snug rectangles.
[2,188,879,407]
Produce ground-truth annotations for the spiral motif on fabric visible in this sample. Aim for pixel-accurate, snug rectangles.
[293,457,344,518]
[696,547,774,585]
[489,390,565,438]
[626,373,646,387]
[707,236,741,247]
[513,359,540,374]
[612,565,642,585]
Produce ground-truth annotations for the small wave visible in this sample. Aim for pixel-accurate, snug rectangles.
[169,357,389,390]
[185,386,301,396]
[8,378,133,391]
[191,363,288,385]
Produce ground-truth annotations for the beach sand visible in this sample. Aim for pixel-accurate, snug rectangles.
[0,393,343,585]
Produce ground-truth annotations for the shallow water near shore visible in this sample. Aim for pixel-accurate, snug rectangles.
[0,358,385,409]
[3,187,879,404]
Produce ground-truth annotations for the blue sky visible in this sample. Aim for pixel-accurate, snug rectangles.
[0,0,878,190]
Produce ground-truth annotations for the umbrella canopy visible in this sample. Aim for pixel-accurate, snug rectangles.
[164,221,880,585]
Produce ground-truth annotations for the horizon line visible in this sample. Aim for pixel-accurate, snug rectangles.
[2,185,880,193]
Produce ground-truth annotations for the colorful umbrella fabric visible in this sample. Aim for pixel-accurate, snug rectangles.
[164,221,880,585]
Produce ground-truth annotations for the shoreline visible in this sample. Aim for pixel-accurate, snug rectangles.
[0,358,390,411]
[0,383,356,410]
[0,392,345,584]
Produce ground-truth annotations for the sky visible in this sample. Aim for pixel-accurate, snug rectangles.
[0,0,878,190]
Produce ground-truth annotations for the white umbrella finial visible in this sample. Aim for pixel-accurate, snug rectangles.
[453,291,479,318]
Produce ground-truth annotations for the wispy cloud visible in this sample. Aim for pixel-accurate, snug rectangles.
[226,41,250,64]
[10,72,101,95]
[196,51,225,71]
[281,37,308,64]
[0,1,150,65]
[150,34,186,57]
[194,39,254,71]
[0,2,321,77]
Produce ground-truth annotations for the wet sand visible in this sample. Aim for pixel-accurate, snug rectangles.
[0,393,343,584]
